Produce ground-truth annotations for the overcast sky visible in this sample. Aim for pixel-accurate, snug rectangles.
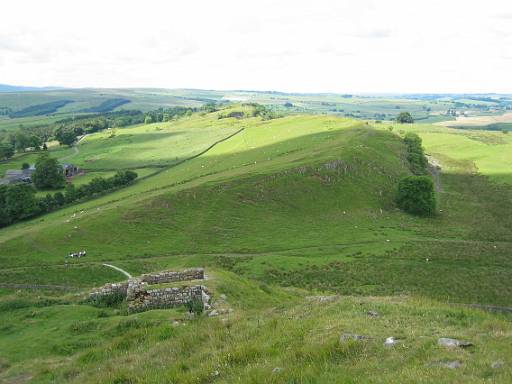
[1,0,511,93]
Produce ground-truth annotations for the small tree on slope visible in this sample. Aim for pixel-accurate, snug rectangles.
[396,176,435,216]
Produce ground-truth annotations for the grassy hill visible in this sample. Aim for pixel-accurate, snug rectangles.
[0,108,511,382]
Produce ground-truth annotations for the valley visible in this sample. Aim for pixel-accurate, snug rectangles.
[0,93,511,383]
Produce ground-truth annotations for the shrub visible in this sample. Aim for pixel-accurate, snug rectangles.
[396,176,436,216]
[88,292,126,308]
[186,298,204,316]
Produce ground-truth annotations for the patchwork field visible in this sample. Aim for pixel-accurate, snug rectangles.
[438,112,512,128]
[1,106,511,383]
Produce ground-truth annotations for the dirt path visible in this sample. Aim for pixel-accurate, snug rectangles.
[58,134,88,162]
[427,156,442,192]
[102,263,132,278]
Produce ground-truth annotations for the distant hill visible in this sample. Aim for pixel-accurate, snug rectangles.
[0,83,59,92]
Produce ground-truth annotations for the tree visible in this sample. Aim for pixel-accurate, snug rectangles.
[14,132,31,152]
[28,134,42,149]
[43,193,57,211]
[396,176,436,216]
[144,115,154,124]
[21,163,30,170]
[64,184,78,203]
[404,132,428,175]
[1,184,38,224]
[53,191,65,207]
[55,127,77,146]
[202,103,218,113]
[31,154,65,189]
[0,144,14,160]
[396,112,414,124]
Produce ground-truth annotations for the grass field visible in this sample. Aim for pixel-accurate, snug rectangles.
[1,108,512,383]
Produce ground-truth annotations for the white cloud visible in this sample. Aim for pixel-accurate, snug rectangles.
[0,0,511,93]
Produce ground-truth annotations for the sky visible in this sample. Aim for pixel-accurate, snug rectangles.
[1,0,511,93]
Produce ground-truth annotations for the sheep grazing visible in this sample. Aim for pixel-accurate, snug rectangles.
[66,250,87,259]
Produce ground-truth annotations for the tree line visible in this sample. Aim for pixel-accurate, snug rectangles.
[0,104,214,157]
[143,106,197,125]
[0,169,137,228]
[396,132,435,216]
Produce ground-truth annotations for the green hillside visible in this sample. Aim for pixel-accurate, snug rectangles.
[1,108,511,383]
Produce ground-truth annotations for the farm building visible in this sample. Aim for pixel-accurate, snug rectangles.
[0,163,81,185]
[62,163,80,177]
[0,166,35,185]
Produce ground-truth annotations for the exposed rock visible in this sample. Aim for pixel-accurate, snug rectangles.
[367,310,379,317]
[444,361,461,369]
[272,367,283,374]
[306,295,339,303]
[491,360,504,369]
[208,309,219,317]
[220,294,227,300]
[440,361,461,369]
[384,336,399,347]
[202,290,211,305]
[340,333,369,342]
[438,338,473,348]
[427,360,462,369]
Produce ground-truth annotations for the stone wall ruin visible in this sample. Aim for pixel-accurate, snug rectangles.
[140,268,204,284]
[89,268,210,313]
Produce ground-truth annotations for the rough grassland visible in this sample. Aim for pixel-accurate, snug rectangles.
[1,272,511,383]
[0,112,512,383]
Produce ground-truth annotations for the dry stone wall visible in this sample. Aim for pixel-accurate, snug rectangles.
[128,285,209,313]
[89,268,210,313]
[140,268,204,284]
[89,282,128,299]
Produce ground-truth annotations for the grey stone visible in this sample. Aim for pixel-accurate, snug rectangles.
[307,295,339,303]
[438,338,473,348]
[491,360,504,369]
[367,310,379,317]
[427,360,462,369]
[384,336,399,347]
[272,367,283,374]
[208,310,219,317]
[442,360,462,369]
[340,333,368,342]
